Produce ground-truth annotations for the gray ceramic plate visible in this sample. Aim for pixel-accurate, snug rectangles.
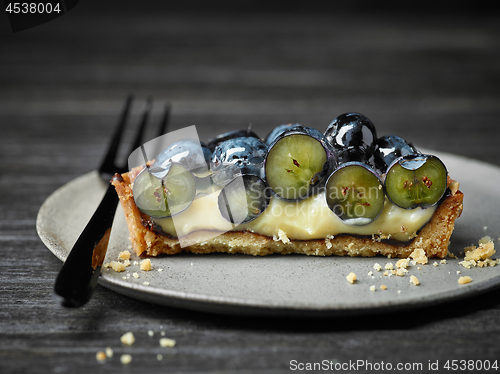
[37,151,500,317]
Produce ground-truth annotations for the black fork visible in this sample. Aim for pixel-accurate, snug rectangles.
[54,96,171,307]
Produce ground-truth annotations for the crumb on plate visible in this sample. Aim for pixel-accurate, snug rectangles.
[118,250,131,261]
[140,259,152,271]
[410,275,420,286]
[458,276,472,285]
[346,272,356,284]
[410,248,428,265]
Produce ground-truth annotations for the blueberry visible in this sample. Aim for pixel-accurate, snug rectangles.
[385,154,448,209]
[133,163,196,218]
[218,175,271,224]
[264,124,297,146]
[265,125,336,200]
[153,139,208,175]
[210,136,268,185]
[324,113,377,164]
[207,128,260,151]
[373,135,419,172]
[325,161,385,225]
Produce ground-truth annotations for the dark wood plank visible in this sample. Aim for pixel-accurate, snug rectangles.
[1,6,500,373]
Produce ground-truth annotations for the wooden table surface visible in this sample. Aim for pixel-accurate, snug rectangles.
[1,3,500,373]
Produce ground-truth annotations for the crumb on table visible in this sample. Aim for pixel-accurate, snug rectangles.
[159,337,176,348]
[120,354,132,365]
[120,332,135,346]
[96,351,106,362]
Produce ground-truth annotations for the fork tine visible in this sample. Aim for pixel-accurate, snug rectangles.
[98,95,133,176]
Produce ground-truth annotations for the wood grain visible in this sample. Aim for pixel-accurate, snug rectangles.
[1,5,499,373]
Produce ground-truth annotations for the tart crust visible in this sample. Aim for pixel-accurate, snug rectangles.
[111,170,463,258]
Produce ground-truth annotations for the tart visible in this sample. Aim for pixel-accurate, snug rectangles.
[111,113,463,258]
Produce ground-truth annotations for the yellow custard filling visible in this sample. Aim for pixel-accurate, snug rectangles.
[152,190,436,243]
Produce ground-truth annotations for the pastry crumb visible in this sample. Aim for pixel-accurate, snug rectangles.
[324,235,334,249]
[111,261,126,272]
[96,351,107,362]
[440,259,447,264]
[277,229,291,244]
[461,238,498,268]
[410,275,420,286]
[458,276,472,285]
[380,285,387,290]
[385,263,394,270]
[143,282,150,286]
[118,250,131,261]
[448,178,460,195]
[159,338,176,348]
[133,272,139,279]
[369,285,376,292]
[410,248,428,265]
[464,238,495,262]
[396,259,409,269]
[120,354,132,365]
[373,263,382,271]
[346,272,356,284]
[120,332,135,346]
[395,268,407,277]
[105,347,113,358]
[157,354,163,361]
[140,259,152,271]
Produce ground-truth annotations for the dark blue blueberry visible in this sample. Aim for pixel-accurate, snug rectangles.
[210,137,268,185]
[207,128,260,151]
[373,135,420,172]
[324,113,377,164]
[264,124,297,146]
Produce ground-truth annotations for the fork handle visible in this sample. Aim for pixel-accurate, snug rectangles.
[54,183,119,307]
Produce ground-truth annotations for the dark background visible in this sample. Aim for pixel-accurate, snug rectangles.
[1,1,500,373]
